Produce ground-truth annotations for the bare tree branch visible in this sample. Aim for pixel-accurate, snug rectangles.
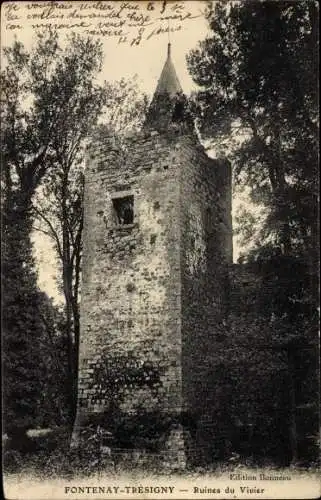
[33,206,63,261]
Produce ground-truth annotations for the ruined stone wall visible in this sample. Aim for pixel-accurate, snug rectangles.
[75,130,188,432]
[73,128,232,458]
[178,136,232,456]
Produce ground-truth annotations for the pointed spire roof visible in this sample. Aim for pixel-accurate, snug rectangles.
[154,43,182,96]
[144,43,193,133]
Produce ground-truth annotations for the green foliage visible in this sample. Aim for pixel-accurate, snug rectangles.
[37,296,72,426]
[207,308,318,463]
[90,351,163,403]
[2,191,43,435]
[221,264,319,464]
[1,32,108,435]
[2,215,69,435]
[187,4,319,463]
[102,76,148,134]
[113,411,174,451]
[187,1,318,259]
[85,351,169,451]
[2,30,149,436]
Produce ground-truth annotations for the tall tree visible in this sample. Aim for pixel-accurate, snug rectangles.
[33,76,147,416]
[1,32,106,434]
[187,1,319,463]
[187,1,318,262]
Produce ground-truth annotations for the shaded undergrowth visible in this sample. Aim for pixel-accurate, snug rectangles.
[3,426,320,480]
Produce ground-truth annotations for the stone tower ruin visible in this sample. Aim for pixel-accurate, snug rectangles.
[72,44,233,465]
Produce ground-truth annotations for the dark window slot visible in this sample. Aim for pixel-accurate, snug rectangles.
[112,195,134,225]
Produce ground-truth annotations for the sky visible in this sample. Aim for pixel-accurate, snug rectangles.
[2,1,250,303]
[2,1,209,94]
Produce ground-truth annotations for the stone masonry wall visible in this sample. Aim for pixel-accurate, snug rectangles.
[74,130,187,437]
[73,128,232,459]
[178,135,232,459]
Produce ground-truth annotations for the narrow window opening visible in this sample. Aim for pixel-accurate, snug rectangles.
[172,101,185,122]
[172,94,186,122]
[112,195,134,225]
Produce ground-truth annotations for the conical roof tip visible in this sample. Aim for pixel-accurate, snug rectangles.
[154,43,183,96]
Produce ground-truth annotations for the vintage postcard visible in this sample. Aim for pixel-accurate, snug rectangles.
[1,1,320,499]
